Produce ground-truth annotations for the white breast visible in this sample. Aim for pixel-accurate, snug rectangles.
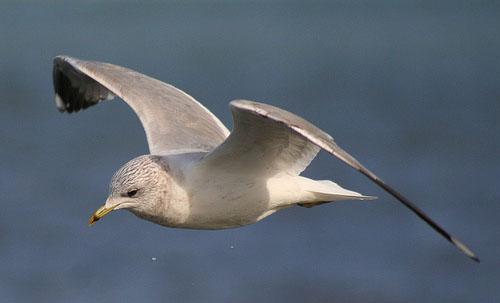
[164,152,307,229]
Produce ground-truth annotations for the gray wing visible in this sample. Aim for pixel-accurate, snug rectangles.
[200,102,320,176]
[53,56,230,154]
[201,99,479,262]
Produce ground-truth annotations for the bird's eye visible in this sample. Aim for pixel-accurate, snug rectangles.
[127,189,138,197]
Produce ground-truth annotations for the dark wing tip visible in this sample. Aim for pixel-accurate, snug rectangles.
[313,141,479,263]
[451,236,480,263]
[52,55,113,114]
[52,57,81,113]
[360,168,480,263]
[231,99,481,263]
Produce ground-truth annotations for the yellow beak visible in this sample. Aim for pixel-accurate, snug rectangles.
[88,204,117,226]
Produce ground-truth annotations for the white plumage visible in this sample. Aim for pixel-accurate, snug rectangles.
[53,56,478,262]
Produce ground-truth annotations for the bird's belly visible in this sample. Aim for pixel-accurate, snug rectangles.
[179,175,301,230]
[184,197,270,229]
[180,179,275,229]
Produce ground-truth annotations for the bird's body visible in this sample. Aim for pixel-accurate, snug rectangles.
[52,55,478,262]
[119,150,369,230]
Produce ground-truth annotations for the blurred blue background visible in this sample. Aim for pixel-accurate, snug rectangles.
[1,1,498,302]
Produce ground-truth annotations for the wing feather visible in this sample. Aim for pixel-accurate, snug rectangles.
[201,101,320,176]
[53,56,230,154]
[202,99,479,262]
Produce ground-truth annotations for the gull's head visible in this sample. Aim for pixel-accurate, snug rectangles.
[89,155,168,225]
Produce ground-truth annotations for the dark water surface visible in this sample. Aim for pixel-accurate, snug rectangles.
[1,2,499,302]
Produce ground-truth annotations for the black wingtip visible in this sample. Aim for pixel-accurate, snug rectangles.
[451,236,480,263]
[344,155,480,263]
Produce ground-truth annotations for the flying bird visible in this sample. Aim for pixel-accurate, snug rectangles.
[52,56,479,262]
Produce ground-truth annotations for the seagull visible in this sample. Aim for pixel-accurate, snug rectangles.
[52,56,479,262]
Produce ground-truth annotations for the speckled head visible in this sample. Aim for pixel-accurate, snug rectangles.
[89,155,170,225]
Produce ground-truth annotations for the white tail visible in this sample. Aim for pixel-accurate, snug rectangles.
[296,177,376,207]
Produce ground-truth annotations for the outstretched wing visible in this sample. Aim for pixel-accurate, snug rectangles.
[199,103,321,176]
[201,99,479,262]
[53,56,230,154]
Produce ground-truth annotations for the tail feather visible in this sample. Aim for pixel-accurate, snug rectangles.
[297,177,376,207]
